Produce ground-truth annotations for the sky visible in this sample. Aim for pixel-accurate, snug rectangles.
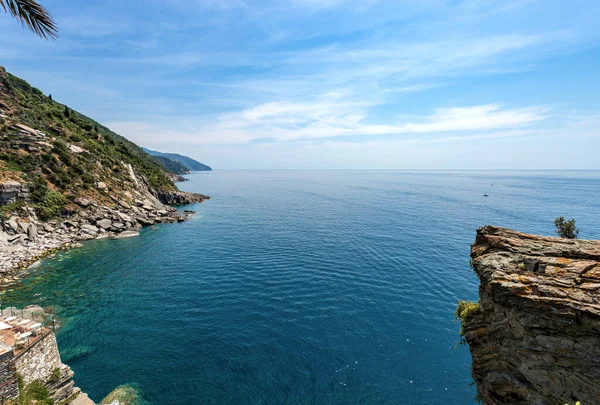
[1,0,600,169]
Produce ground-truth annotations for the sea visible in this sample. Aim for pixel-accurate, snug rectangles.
[3,170,600,405]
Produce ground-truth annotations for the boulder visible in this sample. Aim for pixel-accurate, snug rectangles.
[7,216,19,232]
[112,230,139,239]
[26,223,37,241]
[81,224,99,235]
[136,217,154,226]
[118,200,131,210]
[96,219,112,230]
[18,221,29,233]
[74,197,92,207]
[8,234,23,244]
[117,212,133,223]
[96,181,107,190]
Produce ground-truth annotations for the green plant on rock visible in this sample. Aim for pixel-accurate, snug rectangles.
[455,300,480,345]
[13,376,53,405]
[48,367,61,383]
[554,216,579,239]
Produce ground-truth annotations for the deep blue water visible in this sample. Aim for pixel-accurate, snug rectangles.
[4,170,600,405]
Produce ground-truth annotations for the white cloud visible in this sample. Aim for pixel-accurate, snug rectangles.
[107,103,548,146]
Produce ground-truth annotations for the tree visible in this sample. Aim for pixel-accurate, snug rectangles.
[48,93,52,101]
[63,105,70,118]
[554,216,579,239]
[0,0,58,39]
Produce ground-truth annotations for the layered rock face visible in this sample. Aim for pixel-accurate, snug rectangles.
[464,226,600,405]
[0,181,29,205]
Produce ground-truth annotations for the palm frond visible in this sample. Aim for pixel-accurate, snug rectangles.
[0,0,58,39]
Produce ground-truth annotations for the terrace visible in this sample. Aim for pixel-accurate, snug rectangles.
[0,307,55,357]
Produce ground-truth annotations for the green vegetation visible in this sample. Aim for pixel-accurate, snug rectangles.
[34,189,66,220]
[28,176,65,219]
[455,300,480,345]
[151,155,190,174]
[554,217,579,239]
[13,376,53,405]
[0,66,177,214]
[144,147,212,171]
[48,367,61,383]
[0,199,26,218]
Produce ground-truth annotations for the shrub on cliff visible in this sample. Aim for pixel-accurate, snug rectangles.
[30,176,66,220]
[35,189,66,220]
[554,217,579,239]
[455,300,480,345]
[14,377,53,405]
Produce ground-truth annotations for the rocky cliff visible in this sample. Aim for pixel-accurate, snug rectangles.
[461,226,599,405]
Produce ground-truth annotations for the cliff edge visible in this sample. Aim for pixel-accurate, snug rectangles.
[462,226,599,405]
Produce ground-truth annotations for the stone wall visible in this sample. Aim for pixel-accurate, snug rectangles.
[15,332,62,385]
[0,349,18,402]
[464,226,600,405]
[14,331,76,403]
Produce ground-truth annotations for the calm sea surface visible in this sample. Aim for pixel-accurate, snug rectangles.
[4,170,600,404]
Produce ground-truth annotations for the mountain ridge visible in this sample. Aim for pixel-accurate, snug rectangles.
[143,148,212,172]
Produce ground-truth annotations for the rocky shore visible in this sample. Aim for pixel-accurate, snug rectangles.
[0,190,209,284]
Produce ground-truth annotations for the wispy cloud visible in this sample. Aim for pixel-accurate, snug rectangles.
[108,103,548,146]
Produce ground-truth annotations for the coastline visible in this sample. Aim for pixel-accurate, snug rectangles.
[0,190,209,287]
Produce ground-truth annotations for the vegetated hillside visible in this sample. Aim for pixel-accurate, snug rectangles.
[0,66,184,220]
[144,148,212,171]
[151,155,191,175]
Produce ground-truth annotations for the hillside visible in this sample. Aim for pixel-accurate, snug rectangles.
[144,148,212,171]
[0,66,209,216]
[0,66,209,273]
[151,155,191,175]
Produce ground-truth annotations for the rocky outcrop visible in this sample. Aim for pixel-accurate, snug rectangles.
[462,226,600,405]
[156,190,209,205]
[0,181,29,205]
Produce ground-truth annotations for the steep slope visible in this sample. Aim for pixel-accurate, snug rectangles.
[0,66,209,275]
[459,226,599,405]
[144,148,212,171]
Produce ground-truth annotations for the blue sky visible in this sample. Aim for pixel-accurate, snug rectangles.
[1,0,600,169]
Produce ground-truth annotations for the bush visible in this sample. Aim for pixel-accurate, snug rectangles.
[455,300,480,344]
[35,190,67,220]
[15,377,53,405]
[554,217,579,239]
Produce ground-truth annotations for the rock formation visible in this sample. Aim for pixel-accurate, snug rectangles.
[462,226,600,405]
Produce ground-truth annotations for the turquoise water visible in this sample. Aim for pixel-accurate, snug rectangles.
[3,170,600,404]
